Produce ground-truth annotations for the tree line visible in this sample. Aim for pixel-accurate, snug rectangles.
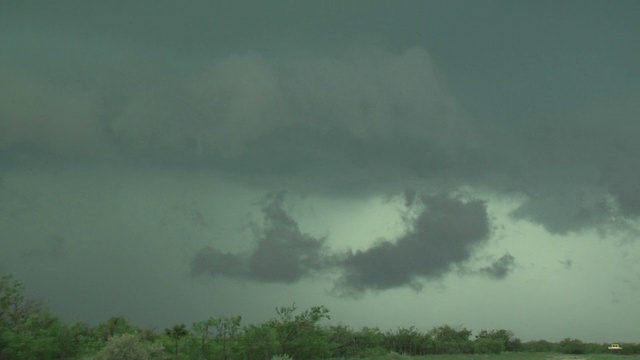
[1,274,639,359]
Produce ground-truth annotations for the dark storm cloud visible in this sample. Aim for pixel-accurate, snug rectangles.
[337,194,490,292]
[245,192,330,282]
[100,47,474,182]
[0,43,473,181]
[481,253,515,280]
[191,192,330,283]
[0,56,108,159]
[510,191,611,235]
[499,100,640,234]
[193,192,494,291]
[2,0,639,237]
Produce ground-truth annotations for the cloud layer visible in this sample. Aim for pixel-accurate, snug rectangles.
[1,46,472,173]
[3,40,638,237]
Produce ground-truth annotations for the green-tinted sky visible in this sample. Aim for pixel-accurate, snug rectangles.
[1,0,639,342]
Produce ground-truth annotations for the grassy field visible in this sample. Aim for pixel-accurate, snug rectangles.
[344,353,640,360]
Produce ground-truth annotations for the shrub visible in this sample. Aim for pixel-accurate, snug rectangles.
[521,339,557,352]
[559,338,586,355]
[473,338,504,354]
[93,333,164,360]
[620,343,640,355]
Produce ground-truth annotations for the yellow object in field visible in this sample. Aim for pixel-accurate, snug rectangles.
[608,343,622,350]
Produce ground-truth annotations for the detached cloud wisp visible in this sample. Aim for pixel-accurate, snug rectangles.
[481,253,516,280]
[190,192,330,283]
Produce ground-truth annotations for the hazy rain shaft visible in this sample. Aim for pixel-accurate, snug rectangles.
[1,0,640,343]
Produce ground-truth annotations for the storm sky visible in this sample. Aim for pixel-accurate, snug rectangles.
[1,0,639,342]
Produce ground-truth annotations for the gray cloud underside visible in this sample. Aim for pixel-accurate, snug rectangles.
[0,47,474,191]
[1,18,639,235]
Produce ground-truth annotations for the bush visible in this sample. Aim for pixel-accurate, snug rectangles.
[559,338,586,355]
[620,343,640,355]
[473,338,504,354]
[521,339,557,352]
[93,333,164,360]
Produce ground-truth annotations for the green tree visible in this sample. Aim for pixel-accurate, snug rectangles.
[354,326,387,356]
[239,323,279,360]
[165,324,189,360]
[192,317,217,360]
[0,274,65,360]
[2,309,64,359]
[386,326,426,355]
[62,322,104,359]
[269,304,331,359]
[94,316,138,342]
[193,315,242,360]
[214,315,242,359]
[0,274,43,330]
[326,324,355,358]
[475,329,521,352]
